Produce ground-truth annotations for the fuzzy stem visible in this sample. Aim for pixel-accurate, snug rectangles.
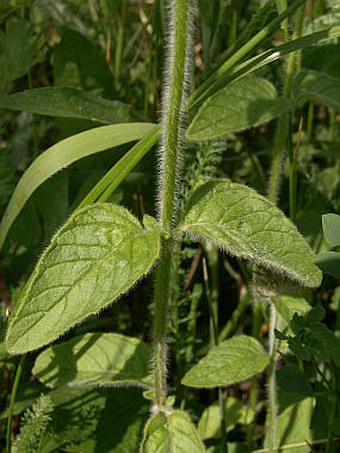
[266,304,278,451]
[159,0,189,232]
[152,0,190,412]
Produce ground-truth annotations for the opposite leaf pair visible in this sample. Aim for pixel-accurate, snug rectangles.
[6,178,321,355]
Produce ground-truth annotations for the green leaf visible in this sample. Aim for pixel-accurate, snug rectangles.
[0,19,41,92]
[186,76,292,141]
[311,324,340,367]
[5,204,161,354]
[0,122,157,250]
[141,410,205,453]
[182,335,269,388]
[264,397,314,452]
[302,43,340,78]
[187,0,306,110]
[294,70,340,110]
[178,179,322,288]
[53,29,115,98]
[277,364,314,397]
[323,213,340,247]
[34,387,149,453]
[0,87,131,124]
[272,294,311,325]
[33,333,152,388]
[198,397,254,440]
[314,251,340,278]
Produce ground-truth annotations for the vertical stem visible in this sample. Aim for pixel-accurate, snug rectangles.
[266,304,278,451]
[247,299,262,447]
[159,0,189,232]
[206,243,219,349]
[266,4,305,448]
[6,355,25,453]
[114,0,127,91]
[267,2,305,203]
[153,0,190,412]
[306,102,314,146]
[203,257,227,453]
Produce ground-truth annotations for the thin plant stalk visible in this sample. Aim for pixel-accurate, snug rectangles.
[266,5,306,449]
[114,0,127,91]
[187,0,305,111]
[266,304,279,451]
[268,2,305,202]
[152,0,191,412]
[6,355,26,453]
[203,257,227,453]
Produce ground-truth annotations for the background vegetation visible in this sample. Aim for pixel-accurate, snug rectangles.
[0,0,340,451]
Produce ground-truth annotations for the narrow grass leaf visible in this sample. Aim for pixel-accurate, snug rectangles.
[141,410,205,453]
[0,122,157,250]
[78,125,161,207]
[322,213,340,247]
[294,70,340,110]
[178,179,322,288]
[186,76,292,141]
[5,204,161,354]
[0,87,131,123]
[182,335,269,388]
[33,333,151,388]
[188,26,340,111]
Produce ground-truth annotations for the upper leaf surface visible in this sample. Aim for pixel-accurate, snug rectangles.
[141,410,205,453]
[33,333,151,388]
[178,179,322,288]
[0,87,131,124]
[182,335,269,388]
[6,204,160,354]
[294,70,340,110]
[186,76,292,141]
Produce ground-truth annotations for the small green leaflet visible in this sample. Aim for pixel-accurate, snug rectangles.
[322,213,340,247]
[6,204,160,355]
[33,333,152,388]
[182,335,268,388]
[141,410,205,453]
[198,397,254,440]
[178,179,322,288]
[186,76,292,141]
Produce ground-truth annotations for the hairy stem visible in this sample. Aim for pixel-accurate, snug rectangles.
[152,0,190,411]
[266,304,278,451]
